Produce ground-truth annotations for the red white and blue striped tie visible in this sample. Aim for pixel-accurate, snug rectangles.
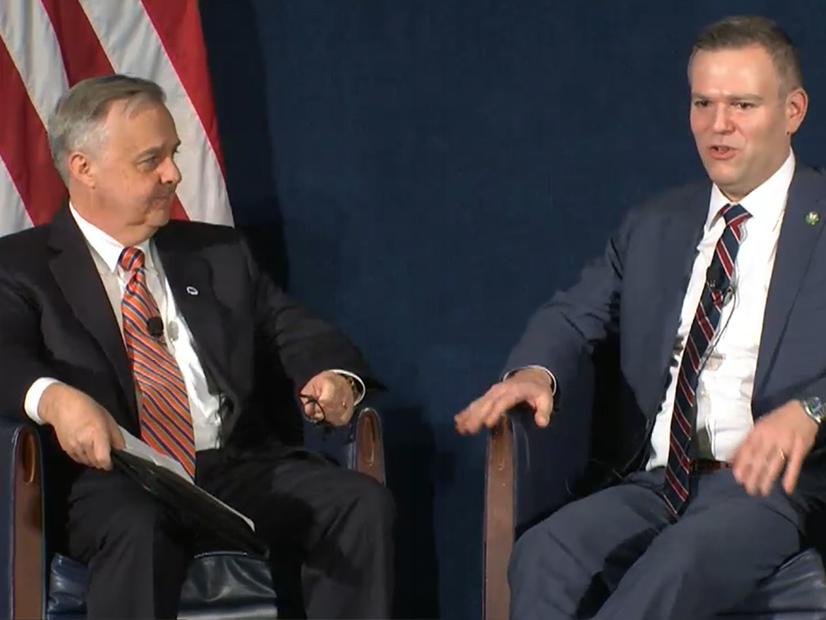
[119,247,196,477]
[663,203,751,514]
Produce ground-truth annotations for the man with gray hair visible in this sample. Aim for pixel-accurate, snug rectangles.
[0,74,394,619]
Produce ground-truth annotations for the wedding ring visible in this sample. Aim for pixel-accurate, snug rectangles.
[779,449,786,461]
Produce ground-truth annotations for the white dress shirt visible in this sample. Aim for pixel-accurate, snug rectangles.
[646,151,795,468]
[25,207,364,451]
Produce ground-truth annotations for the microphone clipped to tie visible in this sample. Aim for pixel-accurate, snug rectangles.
[145,316,164,339]
[705,264,724,291]
[705,264,735,306]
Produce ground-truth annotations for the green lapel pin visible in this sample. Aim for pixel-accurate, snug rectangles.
[806,211,820,226]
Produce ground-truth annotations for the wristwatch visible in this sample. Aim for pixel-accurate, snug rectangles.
[342,374,360,400]
[800,396,826,425]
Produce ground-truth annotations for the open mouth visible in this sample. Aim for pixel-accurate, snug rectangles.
[709,146,736,159]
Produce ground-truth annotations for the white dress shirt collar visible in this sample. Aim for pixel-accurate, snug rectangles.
[707,150,795,231]
[69,205,154,273]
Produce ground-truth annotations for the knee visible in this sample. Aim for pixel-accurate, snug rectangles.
[643,528,703,573]
[508,525,548,580]
[101,488,171,548]
[508,511,584,587]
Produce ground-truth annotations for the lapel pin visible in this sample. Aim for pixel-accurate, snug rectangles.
[186,286,199,296]
[806,211,820,226]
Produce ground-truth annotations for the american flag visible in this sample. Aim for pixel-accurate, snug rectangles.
[0,0,233,236]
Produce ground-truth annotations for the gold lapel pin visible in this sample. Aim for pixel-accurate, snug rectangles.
[806,211,820,226]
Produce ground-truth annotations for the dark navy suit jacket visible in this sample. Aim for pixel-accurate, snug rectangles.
[0,207,373,453]
[506,165,826,506]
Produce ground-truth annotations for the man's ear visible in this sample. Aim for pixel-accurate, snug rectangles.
[66,151,96,189]
[785,86,808,136]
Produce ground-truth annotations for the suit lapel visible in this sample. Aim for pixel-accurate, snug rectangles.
[153,227,233,398]
[755,167,826,392]
[649,185,711,389]
[47,208,138,415]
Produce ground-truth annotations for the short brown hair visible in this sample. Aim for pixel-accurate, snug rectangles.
[47,74,166,184]
[690,16,802,92]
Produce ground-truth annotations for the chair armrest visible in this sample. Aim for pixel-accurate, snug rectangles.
[342,407,385,485]
[482,365,595,620]
[0,417,45,620]
[483,415,516,620]
[304,406,386,486]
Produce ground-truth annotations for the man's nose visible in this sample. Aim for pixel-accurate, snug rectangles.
[712,104,734,133]
[161,156,182,185]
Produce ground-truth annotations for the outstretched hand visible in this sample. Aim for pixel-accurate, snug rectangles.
[454,367,554,435]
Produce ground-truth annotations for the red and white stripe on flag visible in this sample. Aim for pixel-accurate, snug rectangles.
[0,0,233,237]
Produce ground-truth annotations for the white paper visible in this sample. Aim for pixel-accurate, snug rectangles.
[121,427,194,482]
[118,426,256,531]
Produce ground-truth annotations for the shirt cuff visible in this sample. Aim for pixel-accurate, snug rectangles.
[502,365,557,395]
[330,369,366,405]
[24,377,61,425]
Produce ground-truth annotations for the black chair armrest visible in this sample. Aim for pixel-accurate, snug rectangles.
[0,417,45,620]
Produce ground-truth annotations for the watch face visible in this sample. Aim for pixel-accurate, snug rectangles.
[807,398,825,421]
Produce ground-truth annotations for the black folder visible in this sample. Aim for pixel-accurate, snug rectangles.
[111,449,270,558]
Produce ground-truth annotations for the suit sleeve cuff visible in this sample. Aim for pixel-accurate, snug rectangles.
[330,369,366,405]
[502,365,557,395]
[24,377,61,425]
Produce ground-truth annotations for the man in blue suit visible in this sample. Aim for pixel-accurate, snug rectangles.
[456,15,826,620]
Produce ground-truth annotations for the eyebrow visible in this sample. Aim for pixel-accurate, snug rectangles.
[135,140,181,161]
[691,92,765,103]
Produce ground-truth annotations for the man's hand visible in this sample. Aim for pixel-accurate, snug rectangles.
[454,367,554,435]
[38,383,125,470]
[732,400,818,496]
[299,370,356,427]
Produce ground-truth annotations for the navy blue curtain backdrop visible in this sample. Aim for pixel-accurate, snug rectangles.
[198,1,826,618]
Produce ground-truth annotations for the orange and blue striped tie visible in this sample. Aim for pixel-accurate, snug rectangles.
[119,247,196,477]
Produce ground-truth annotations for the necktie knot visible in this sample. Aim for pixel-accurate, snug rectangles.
[119,247,145,272]
[719,203,751,228]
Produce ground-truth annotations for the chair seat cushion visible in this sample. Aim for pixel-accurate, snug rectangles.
[717,548,826,619]
[47,551,278,619]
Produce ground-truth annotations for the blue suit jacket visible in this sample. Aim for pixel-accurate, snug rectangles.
[506,165,826,505]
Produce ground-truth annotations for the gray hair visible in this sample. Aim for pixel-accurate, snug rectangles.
[47,74,167,184]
